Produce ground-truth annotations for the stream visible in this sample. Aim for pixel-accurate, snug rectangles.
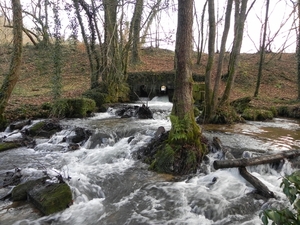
[0,96,300,225]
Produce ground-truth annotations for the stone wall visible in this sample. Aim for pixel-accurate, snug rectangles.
[127,71,205,102]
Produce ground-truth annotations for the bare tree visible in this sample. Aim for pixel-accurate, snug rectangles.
[211,0,233,119]
[254,0,270,97]
[194,0,208,65]
[220,0,255,105]
[0,0,23,129]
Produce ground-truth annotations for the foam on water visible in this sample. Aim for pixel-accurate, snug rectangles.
[0,98,299,225]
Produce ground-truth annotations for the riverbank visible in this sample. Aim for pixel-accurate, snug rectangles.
[0,45,298,122]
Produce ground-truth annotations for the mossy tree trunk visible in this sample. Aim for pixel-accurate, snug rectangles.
[102,0,129,102]
[152,0,205,175]
[0,0,23,129]
[204,0,216,119]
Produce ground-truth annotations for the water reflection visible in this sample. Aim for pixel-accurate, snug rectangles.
[202,118,300,152]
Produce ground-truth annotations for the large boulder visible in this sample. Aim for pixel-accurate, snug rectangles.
[11,177,73,215]
[28,182,72,215]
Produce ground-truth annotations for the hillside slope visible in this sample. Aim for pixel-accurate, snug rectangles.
[0,45,298,121]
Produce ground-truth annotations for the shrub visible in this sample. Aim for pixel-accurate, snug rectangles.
[242,108,273,121]
[51,97,96,118]
[261,171,300,224]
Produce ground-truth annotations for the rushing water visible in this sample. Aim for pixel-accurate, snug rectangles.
[0,96,300,225]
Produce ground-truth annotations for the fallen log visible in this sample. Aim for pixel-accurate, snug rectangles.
[239,167,275,198]
[211,137,278,199]
[213,150,300,170]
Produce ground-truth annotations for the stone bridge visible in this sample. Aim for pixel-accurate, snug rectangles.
[127,71,205,102]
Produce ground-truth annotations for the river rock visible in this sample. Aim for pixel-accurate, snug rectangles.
[8,119,32,132]
[11,177,48,201]
[24,120,62,138]
[11,177,73,215]
[27,182,72,215]
[115,105,153,119]
[135,104,153,119]
[66,127,93,144]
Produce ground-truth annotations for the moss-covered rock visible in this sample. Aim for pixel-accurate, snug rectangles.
[51,97,96,118]
[12,177,72,215]
[277,105,300,118]
[230,96,252,114]
[242,108,273,121]
[27,120,61,138]
[28,182,72,215]
[208,104,244,124]
[11,177,48,201]
[0,142,22,152]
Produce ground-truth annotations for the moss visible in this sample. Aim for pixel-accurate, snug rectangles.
[0,142,22,152]
[210,104,244,124]
[12,177,48,201]
[193,82,205,104]
[242,108,273,121]
[82,88,107,110]
[30,183,72,215]
[230,96,252,114]
[51,97,96,118]
[30,121,46,135]
[150,143,175,173]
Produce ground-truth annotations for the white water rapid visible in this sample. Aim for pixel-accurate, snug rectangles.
[0,96,299,225]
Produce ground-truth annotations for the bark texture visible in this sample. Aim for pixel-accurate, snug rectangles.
[0,0,23,128]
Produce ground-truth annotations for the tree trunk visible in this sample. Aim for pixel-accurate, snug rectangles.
[130,0,143,64]
[73,0,96,89]
[0,0,23,129]
[211,0,233,116]
[172,0,194,118]
[165,0,204,175]
[213,150,300,169]
[254,0,270,97]
[297,0,300,100]
[195,0,207,65]
[204,0,216,119]
[220,0,248,105]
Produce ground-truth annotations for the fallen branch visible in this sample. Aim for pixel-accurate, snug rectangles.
[213,150,300,170]
[211,137,278,198]
[239,167,275,198]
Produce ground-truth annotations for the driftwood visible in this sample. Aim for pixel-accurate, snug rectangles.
[212,137,277,198]
[213,150,300,170]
